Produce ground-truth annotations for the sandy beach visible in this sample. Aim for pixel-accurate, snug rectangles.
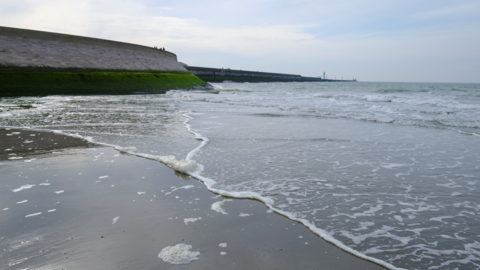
[0,128,386,269]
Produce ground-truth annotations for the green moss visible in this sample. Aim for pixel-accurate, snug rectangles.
[0,71,207,97]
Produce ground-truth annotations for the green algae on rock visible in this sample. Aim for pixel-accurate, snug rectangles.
[0,71,207,97]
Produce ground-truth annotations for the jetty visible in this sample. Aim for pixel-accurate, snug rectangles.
[185,66,357,83]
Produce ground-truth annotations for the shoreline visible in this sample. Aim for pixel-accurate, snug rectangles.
[0,127,387,269]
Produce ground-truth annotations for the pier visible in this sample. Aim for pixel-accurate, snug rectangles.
[185,66,357,83]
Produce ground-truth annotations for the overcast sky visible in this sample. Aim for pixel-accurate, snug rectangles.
[1,0,479,82]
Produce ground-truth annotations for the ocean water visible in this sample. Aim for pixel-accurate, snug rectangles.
[1,81,480,269]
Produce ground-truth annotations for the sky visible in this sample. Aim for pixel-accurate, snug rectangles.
[1,0,479,83]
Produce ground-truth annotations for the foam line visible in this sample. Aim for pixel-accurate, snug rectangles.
[449,127,480,137]
[182,112,209,163]
[0,127,202,176]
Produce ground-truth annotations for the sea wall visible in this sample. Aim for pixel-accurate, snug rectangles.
[0,26,187,71]
[186,66,303,82]
[0,27,207,97]
[185,66,355,83]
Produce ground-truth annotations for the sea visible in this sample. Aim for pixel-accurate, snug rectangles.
[1,81,479,270]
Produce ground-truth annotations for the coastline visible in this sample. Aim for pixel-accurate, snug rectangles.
[0,127,387,269]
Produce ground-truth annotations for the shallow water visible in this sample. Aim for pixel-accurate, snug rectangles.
[1,81,479,269]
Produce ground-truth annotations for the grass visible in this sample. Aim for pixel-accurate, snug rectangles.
[0,71,207,97]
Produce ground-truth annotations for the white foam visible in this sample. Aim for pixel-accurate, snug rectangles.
[211,199,232,215]
[239,213,251,217]
[48,209,56,212]
[172,159,200,174]
[183,112,209,162]
[3,208,8,211]
[112,216,119,224]
[39,183,50,186]
[430,216,454,223]
[219,243,227,248]
[158,243,200,265]
[25,212,42,217]
[8,156,23,160]
[54,190,64,194]
[137,192,146,195]
[139,154,201,175]
[184,217,202,224]
[220,252,227,255]
[114,146,137,153]
[12,184,35,192]
[98,175,109,179]
[165,185,195,195]
[17,200,28,204]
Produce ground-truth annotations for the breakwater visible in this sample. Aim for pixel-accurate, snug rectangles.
[185,66,357,83]
[0,26,207,97]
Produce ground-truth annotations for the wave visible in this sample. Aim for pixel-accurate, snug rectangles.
[16,110,400,270]
[179,112,405,270]
[186,84,480,133]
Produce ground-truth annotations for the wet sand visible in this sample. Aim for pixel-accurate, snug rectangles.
[0,128,387,270]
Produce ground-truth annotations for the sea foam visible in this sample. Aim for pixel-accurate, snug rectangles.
[211,199,232,215]
[140,154,200,175]
[158,244,200,265]
[12,184,35,192]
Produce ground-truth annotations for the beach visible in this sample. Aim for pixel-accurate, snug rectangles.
[1,81,479,269]
[0,128,386,269]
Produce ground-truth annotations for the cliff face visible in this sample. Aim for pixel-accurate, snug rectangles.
[0,26,187,71]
